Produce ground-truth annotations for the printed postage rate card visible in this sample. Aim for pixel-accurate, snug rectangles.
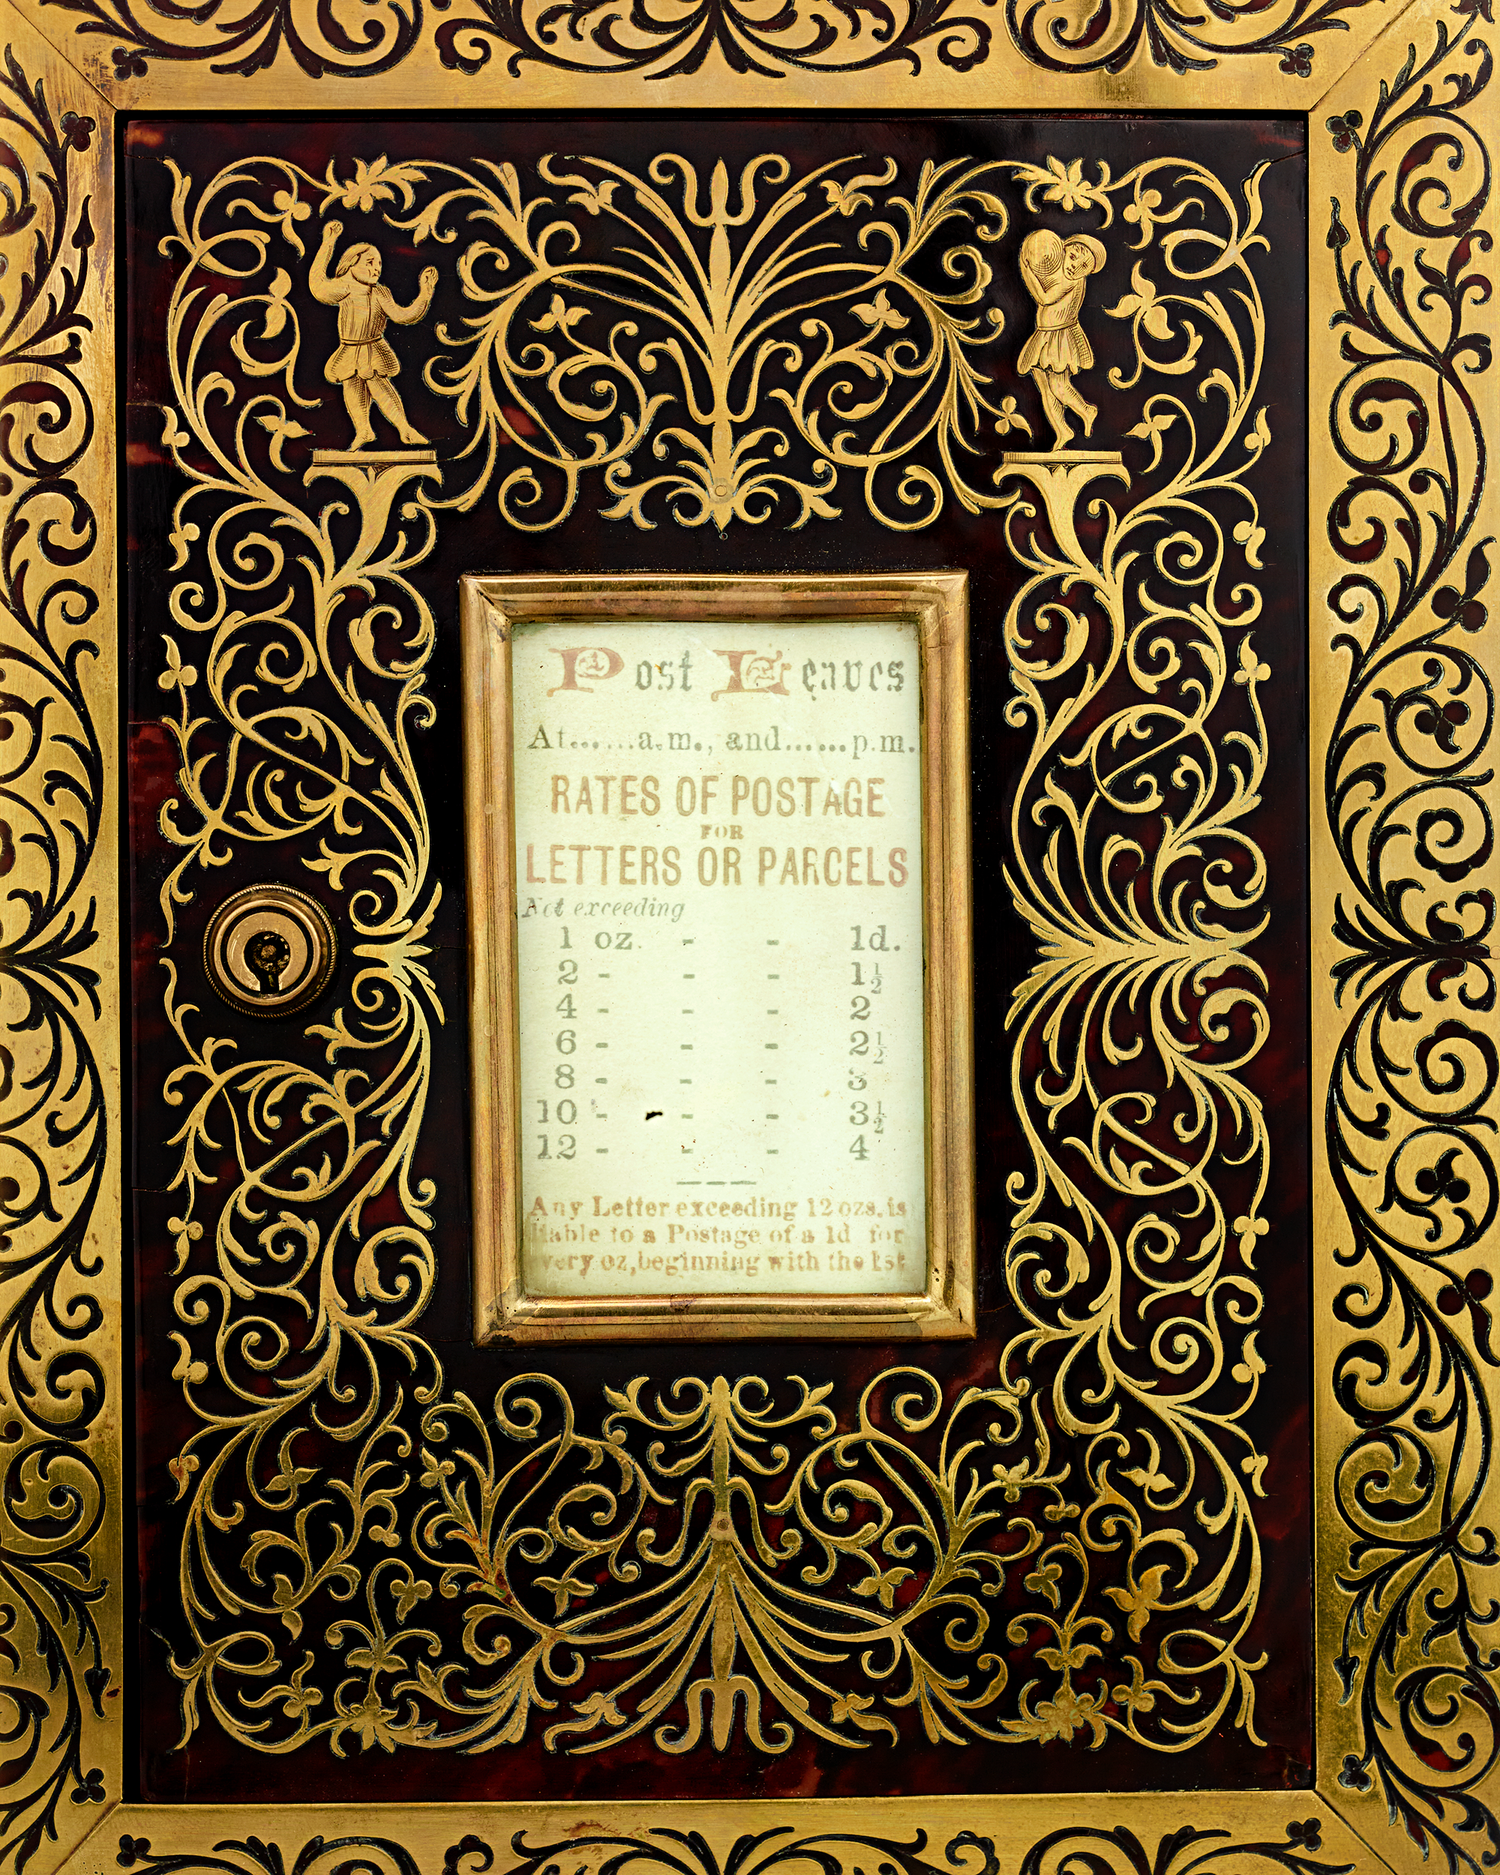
[511,618,927,1299]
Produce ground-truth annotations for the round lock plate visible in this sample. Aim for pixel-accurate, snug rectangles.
[203,884,337,1018]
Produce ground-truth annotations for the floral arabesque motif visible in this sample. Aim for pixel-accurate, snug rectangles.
[995,153,1276,1754]
[108,1821,1352,1875]
[428,0,998,80]
[0,46,114,1873]
[48,0,423,81]
[38,0,1377,85]
[408,1371,1042,1754]
[149,144,1280,1764]
[1003,0,1363,79]
[1320,16,1500,1875]
[405,150,1014,533]
[149,154,446,1757]
[416,153,1271,548]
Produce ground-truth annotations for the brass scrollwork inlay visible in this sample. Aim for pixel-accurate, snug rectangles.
[148,141,1276,1762]
[108,1813,1349,1875]
[39,0,1377,88]
[1320,18,1500,1871]
[0,43,114,1865]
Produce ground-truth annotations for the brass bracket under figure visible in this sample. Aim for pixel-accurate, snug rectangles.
[996,451,1130,566]
[304,450,442,569]
[203,883,338,1019]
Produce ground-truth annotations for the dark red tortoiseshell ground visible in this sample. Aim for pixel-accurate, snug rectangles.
[125,111,1311,1804]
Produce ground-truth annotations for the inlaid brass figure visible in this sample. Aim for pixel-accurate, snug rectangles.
[310,222,438,450]
[1017,229,1106,451]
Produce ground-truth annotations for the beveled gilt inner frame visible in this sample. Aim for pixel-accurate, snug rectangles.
[0,0,1493,1870]
[464,573,975,1344]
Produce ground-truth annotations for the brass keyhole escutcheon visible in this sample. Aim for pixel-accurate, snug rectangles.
[203,885,337,1019]
[245,928,293,996]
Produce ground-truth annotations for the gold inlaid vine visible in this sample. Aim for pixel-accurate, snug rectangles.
[148,141,1275,1760]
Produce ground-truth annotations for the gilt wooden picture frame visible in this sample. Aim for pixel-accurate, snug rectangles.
[0,3,1494,1873]
[463,574,974,1343]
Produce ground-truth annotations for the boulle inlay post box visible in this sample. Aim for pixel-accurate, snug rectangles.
[0,8,1488,1866]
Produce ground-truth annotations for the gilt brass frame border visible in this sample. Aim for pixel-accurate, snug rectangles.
[463,573,974,1344]
[0,2,1492,1871]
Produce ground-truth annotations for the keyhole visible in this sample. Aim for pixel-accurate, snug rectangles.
[245,929,292,996]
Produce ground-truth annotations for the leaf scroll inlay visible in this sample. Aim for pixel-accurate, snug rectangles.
[38,0,1379,85]
[146,141,1280,1765]
[1321,13,1500,1873]
[0,44,113,1871]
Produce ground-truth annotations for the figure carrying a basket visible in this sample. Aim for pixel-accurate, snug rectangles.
[1017,229,1107,452]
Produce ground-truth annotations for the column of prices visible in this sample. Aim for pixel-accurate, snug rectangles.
[511,618,926,1300]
